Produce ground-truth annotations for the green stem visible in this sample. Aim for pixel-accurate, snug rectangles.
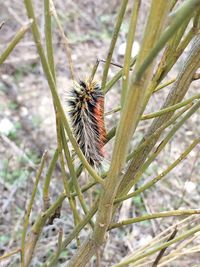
[46,203,98,267]
[44,0,64,154]
[127,103,190,163]
[0,20,32,64]
[101,0,129,91]
[106,126,117,143]
[32,193,67,233]
[159,26,196,83]
[118,35,200,198]
[105,106,121,116]
[61,126,94,228]
[0,248,21,261]
[109,209,200,230]
[89,59,100,82]
[104,57,136,94]
[50,0,75,80]
[111,223,200,267]
[44,0,56,81]
[115,138,199,203]
[60,151,81,224]
[43,148,59,210]
[141,94,200,120]
[24,192,67,267]
[143,20,195,110]
[54,228,63,264]
[71,181,97,197]
[21,151,47,267]
[135,0,200,81]
[119,101,200,199]
[153,78,176,93]
[121,0,140,106]
[105,93,200,119]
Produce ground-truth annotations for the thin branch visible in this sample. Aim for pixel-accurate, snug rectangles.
[0,20,32,64]
[158,26,197,83]
[131,215,198,262]
[24,192,67,267]
[89,59,100,82]
[45,203,98,267]
[104,57,136,94]
[109,210,200,230]
[100,59,132,70]
[44,0,56,81]
[153,78,176,93]
[116,137,199,204]
[126,103,192,163]
[0,248,21,261]
[105,93,200,119]
[135,0,200,81]
[105,106,121,116]
[141,94,200,120]
[71,181,97,198]
[101,0,129,91]
[111,224,200,267]
[43,148,59,210]
[54,228,63,264]
[61,126,94,228]
[118,35,200,199]
[59,151,81,225]
[143,17,195,110]
[21,151,47,267]
[151,227,178,267]
[50,0,75,80]
[121,0,140,106]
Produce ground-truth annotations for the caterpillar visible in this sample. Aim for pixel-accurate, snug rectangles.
[67,79,106,168]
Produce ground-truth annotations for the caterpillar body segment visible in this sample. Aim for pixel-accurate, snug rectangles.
[67,80,106,167]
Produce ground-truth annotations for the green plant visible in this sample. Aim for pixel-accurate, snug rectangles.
[0,0,200,266]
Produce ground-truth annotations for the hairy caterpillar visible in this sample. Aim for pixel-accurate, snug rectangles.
[67,80,106,167]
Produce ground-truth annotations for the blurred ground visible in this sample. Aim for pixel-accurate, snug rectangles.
[0,1,200,266]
